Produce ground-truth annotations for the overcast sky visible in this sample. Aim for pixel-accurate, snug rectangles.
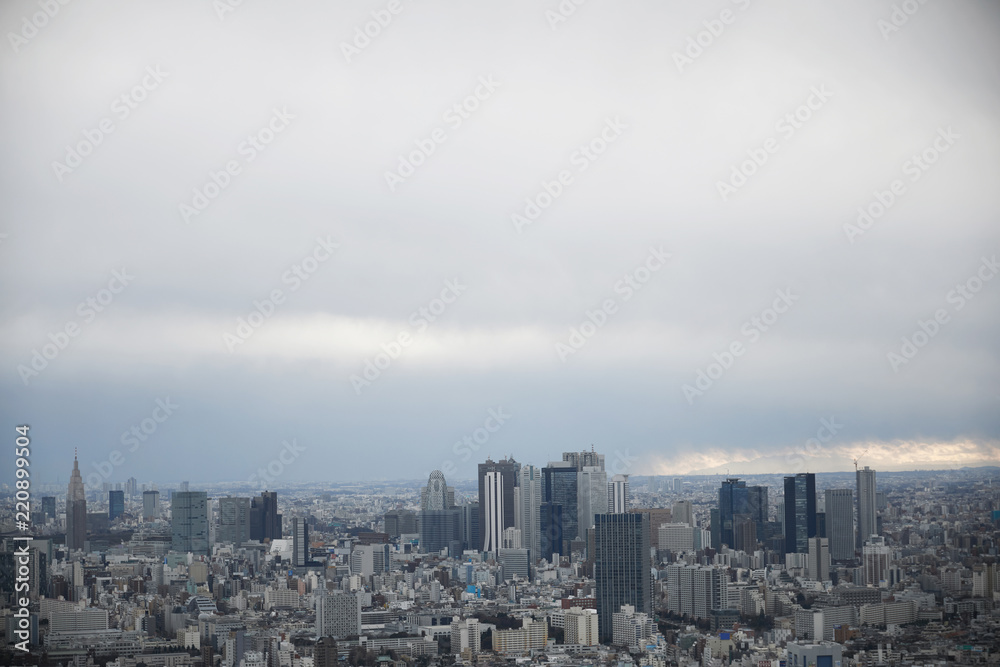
[2,0,998,487]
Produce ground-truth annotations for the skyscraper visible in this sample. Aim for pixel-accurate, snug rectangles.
[562,448,605,471]
[856,466,878,548]
[218,496,251,546]
[609,474,630,514]
[171,491,209,555]
[543,461,578,552]
[42,496,56,521]
[594,512,652,643]
[539,501,563,560]
[66,454,87,552]
[483,471,504,553]
[108,490,124,521]
[671,500,693,527]
[718,478,747,549]
[292,517,309,567]
[142,490,160,521]
[519,465,542,559]
[250,491,282,541]
[825,489,854,561]
[478,457,518,551]
[807,536,830,582]
[747,485,768,538]
[420,470,454,510]
[784,473,817,554]
[577,466,608,534]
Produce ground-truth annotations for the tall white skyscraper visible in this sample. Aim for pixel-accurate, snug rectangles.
[483,471,504,553]
[609,474,629,514]
[856,466,878,548]
[518,465,542,559]
[577,466,608,534]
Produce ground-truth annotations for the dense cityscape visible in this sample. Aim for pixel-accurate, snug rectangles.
[2,449,1000,667]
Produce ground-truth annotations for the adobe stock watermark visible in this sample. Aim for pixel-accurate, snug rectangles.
[248,439,307,489]
[340,0,412,63]
[384,75,501,192]
[349,278,467,395]
[86,398,180,489]
[51,65,169,182]
[223,236,339,352]
[545,0,589,31]
[886,255,997,373]
[682,288,799,404]
[17,268,134,386]
[843,126,959,244]
[716,85,832,202]
[877,0,932,40]
[511,116,628,233]
[672,0,752,73]
[179,107,295,223]
[7,0,73,55]
[555,246,671,361]
[214,0,247,21]
[439,407,513,478]
[608,449,638,475]
[785,417,844,472]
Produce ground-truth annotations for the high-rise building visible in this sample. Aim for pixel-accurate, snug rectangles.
[478,457,518,551]
[564,607,600,646]
[543,461,579,552]
[171,491,209,555]
[856,466,878,548]
[459,502,480,552]
[42,496,56,521]
[125,477,137,498]
[314,637,338,667]
[863,535,892,588]
[384,509,417,538]
[218,497,251,546]
[66,454,87,552]
[483,471,505,553]
[450,618,481,656]
[108,490,124,521]
[825,489,854,561]
[671,500,693,527]
[539,502,563,560]
[609,474,629,514]
[420,470,454,510]
[292,517,309,567]
[784,473,817,555]
[718,478,747,549]
[747,485,769,538]
[577,466,608,534]
[594,512,652,643]
[807,537,830,582]
[249,491,281,541]
[142,490,160,521]
[315,591,361,639]
[519,465,542,559]
[666,563,729,620]
[419,471,462,555]
[420,508,462,555]
[562,449,605,471]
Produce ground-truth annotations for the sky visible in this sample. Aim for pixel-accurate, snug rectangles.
[1,0,998,488]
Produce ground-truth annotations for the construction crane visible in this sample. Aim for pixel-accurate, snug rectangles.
[853,448,869,471]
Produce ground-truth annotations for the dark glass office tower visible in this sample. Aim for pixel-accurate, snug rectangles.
[594,512,651,643]
[543,462,578,553]
[784,473,816,554]
[108,490,124,521]
[477,457,519,551]
[718,478,747,548]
